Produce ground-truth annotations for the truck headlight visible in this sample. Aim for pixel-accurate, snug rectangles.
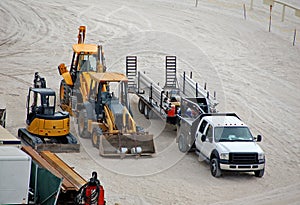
[220,153,229,160]
[258,153,265,160]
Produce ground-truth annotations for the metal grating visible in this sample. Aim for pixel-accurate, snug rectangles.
[229,153,258,164]
[165,56,177,88]
[126,56,137,92]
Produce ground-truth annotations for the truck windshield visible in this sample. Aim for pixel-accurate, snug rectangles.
[214,127,253,142]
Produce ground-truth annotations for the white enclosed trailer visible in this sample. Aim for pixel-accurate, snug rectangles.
[0,146,31,204]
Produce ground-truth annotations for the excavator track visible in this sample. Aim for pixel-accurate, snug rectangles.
[18,128,80,153]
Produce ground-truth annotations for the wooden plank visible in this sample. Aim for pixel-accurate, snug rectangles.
[21,146,75,191]
[40,151,86,190]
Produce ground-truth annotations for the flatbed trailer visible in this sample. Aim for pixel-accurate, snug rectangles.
[0,107,21,147]
[126,56,218,125]
[0,126,21,146]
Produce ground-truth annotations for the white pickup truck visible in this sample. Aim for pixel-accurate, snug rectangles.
[177,98,265,177]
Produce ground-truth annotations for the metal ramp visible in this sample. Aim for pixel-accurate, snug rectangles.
[164,56,177,89]
[126,56,137,93]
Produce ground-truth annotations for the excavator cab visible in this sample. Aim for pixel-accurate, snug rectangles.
[26,88,56,124]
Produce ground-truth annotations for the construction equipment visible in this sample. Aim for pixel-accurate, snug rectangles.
[18,72,79,153]
[58,26,107,114]
[76,72,155,156]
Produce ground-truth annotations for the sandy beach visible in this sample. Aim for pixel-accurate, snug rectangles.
[1,0,300,204]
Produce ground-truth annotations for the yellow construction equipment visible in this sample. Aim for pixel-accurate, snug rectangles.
[18,72,79,153]
[76,72,155,156]
[58,26,106,114]
[57,26,155,156]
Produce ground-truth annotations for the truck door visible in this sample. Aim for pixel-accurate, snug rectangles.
[195,119,208,152]
[201,124,214,158]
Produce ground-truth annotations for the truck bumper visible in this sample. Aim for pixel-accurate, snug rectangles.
[220,163,265,171]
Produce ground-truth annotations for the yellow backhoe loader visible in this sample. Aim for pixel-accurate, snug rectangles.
[77,72,155,156]
[58,26,106,114]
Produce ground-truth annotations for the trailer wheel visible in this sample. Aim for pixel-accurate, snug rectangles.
[254,168,264,177]
[144,105,150,119]
[210,158,222,177]
[60,80,71,106]
[178,134,188,153]
[78,109,90,138]
[92,127,102,148]
[138,98,145,114]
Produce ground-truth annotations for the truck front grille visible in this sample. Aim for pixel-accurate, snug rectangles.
[229,153,258,164]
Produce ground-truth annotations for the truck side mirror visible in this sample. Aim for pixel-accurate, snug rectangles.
[201,135,206,142]
[256,135,262,142]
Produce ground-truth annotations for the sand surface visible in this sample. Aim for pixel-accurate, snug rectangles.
[1,0,300,204]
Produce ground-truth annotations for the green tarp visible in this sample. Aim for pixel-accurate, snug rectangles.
[30,161,62,205]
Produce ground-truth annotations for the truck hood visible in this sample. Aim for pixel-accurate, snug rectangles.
[217,142,264,154]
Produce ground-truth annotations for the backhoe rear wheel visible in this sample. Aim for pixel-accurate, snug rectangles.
[60,80,71,107]
[78,109,90,138]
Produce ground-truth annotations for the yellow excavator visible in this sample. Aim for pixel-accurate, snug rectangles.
[58,26,106,115]
[18,72,79,152]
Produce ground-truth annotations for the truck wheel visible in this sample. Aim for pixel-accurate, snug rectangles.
[138,98,145,114]
[92,127,102,148]
[60,80,71,106]
[254,169,264,177]
[78,109,90,138]
[178,134,188,153]
[210,158,222,177]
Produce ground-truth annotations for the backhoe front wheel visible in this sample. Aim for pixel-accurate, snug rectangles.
[78,109,90,138]
[92,127,103,148]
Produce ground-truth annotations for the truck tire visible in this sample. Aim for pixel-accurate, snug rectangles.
[92,127,102,148]
[210,158,222,177]
[254,169,264,177]
[78,109,90,138]
[138,98,145,114]
[178,133,189,153]
[60,79,71,106]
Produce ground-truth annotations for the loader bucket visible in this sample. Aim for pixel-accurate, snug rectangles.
[99,133,155,157]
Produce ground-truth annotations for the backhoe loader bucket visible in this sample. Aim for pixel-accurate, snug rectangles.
[99,133,155,157]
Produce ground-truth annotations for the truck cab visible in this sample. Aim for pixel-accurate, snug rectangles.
[195,114,265,177]
[178,110,265,178]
